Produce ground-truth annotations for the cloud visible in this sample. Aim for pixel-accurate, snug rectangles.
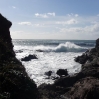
[47,12,55,16]
[67,13,79,17]
[34,24,45,27]
[35,13,48,18]
[12,6,16,9]
[56,19,78,25]
[97,14,99,16]
[35,12,56,18]
[18,22,32,26]
[59,23,99,34]
[75,14,79,17]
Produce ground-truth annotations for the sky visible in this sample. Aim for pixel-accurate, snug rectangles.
[0,0,99,40]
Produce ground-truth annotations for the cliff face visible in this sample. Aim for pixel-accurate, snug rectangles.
[0,14,38,99]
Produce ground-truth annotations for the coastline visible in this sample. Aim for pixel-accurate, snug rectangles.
[0,14,99,99]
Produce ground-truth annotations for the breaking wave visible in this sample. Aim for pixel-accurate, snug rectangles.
[34,42,88,52]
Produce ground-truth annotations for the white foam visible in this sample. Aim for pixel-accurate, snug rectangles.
[33,42,87,52]
[15,51,82,86]
[14,42,84,86]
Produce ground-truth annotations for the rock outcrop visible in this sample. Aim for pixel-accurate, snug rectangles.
[0,14,38,99]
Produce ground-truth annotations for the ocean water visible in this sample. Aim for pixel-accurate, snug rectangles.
[12,39,95,86]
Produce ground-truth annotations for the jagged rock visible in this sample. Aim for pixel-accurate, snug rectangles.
[74,53,90,64]
[0,14,38,99]
[56,69,68,77]
[21,54,38,61]
[64,77,99,99]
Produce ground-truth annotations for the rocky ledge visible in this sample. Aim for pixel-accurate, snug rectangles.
[1,13,99,99]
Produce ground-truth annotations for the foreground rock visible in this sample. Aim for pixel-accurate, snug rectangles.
[65,77,99,99]
[0,14,38,99]
[21,54,38,61]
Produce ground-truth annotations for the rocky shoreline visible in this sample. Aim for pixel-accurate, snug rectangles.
[0,14,99,99]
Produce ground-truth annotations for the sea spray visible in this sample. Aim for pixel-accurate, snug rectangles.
[33,42,88,52]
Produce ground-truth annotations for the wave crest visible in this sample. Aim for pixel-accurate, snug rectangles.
[34,42,87,52]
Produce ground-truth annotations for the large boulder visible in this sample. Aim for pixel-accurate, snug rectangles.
[0,14,38,99]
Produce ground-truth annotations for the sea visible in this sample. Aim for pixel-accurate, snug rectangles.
[12,39,95,86]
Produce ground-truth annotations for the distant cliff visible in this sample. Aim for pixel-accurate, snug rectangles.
[0,14,38,99]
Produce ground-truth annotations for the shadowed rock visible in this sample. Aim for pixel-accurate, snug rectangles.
[56,69,68,77]
[0,14,38,99]
[21,54,38,61]
[45,71,52,77]
[64,77,99,99]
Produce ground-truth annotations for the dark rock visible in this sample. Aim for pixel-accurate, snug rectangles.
[45,71,52,77]
[38,83,70,99]
[56,69,68,77]
[74,53,90,64]
[0,14,38,99]
[54,74,79,87]
[36,49,44,52]
[79,58,99,78]
[15,50,23,53]
[21,54,38,61]
[96,38,99,48]
[64,77,99,99]
[0,14,13,51]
